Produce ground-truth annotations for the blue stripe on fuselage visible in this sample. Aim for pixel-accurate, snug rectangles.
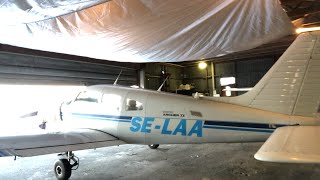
[204,121,286,129]
[71,113,132,122]
[203,120,287,133]
[72,113,132,120]
[67,113,288,133]
[203,125,274,133]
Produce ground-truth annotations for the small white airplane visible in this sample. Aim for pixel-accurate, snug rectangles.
[1,31,320,180]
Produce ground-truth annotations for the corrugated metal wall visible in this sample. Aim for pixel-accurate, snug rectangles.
[0,44,277,92]
[236,58,276,88]
[181,57,277,96]
[183,65,212,95]
[0,52,139,86]
[145,63,182,92]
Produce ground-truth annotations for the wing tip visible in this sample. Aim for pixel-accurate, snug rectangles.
[254,151,320,164]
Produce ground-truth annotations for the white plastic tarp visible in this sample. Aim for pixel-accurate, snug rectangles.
[0,0,110,25]
[0,0,293,62]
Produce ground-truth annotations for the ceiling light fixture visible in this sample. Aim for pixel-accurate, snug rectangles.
[198,62,207,69]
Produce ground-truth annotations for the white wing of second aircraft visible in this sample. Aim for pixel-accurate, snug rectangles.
[254,126,320,163]
[0,128,125,157]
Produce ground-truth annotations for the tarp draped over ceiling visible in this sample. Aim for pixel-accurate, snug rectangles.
[0,0,293,62]
[0,0,110,25]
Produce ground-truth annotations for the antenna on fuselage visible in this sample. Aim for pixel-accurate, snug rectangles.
[113,70,122,86]
[157,75,169,92]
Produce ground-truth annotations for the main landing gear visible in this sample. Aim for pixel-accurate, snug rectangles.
[148,144,159,149]
[54,151,79,180]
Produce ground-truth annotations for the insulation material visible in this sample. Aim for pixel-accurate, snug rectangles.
[0,0,293,62]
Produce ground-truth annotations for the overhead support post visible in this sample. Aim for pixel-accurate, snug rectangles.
[211,62,216,96]
[139,69,145,89]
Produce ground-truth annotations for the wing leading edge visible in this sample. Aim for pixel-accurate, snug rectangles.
[0,129,125,157]
[255,126,320,163]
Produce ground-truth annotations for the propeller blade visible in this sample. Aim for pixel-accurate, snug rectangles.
[20,111,38,118]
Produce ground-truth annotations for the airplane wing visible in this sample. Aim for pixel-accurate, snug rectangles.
[254,126,320,163]
[0,128,125,157]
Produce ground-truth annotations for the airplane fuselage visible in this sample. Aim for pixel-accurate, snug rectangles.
[60,85,317,145]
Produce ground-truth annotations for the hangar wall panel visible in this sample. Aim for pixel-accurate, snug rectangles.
[183,65,213,94]
[145,64,182,92]
[182,59,276,96]
[0,52,138,85]
[236,58,276,95]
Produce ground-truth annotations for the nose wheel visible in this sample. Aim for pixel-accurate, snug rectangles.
[54,151,79,180]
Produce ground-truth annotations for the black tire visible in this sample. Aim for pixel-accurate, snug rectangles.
[54,159,72,180]
[148,144,159,149]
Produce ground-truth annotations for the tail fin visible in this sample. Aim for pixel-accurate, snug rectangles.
[213,31,320,117]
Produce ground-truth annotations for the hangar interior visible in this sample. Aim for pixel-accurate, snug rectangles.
[1,0,320,180]
[0,0,319,95]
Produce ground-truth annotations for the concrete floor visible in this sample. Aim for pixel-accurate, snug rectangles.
[0,143,320,180]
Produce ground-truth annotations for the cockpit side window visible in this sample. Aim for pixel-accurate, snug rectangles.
[75,91,101,103]
[126,99,143,111]
[102,94,122,111]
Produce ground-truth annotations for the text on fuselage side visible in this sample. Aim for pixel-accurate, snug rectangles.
[163,113,185,117]
[130,117,203,137]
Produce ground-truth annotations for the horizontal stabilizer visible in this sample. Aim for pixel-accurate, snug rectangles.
[0,128,125,157]
[255,126,320,163]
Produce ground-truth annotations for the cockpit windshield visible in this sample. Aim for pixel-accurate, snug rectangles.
[75,91,101,103]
